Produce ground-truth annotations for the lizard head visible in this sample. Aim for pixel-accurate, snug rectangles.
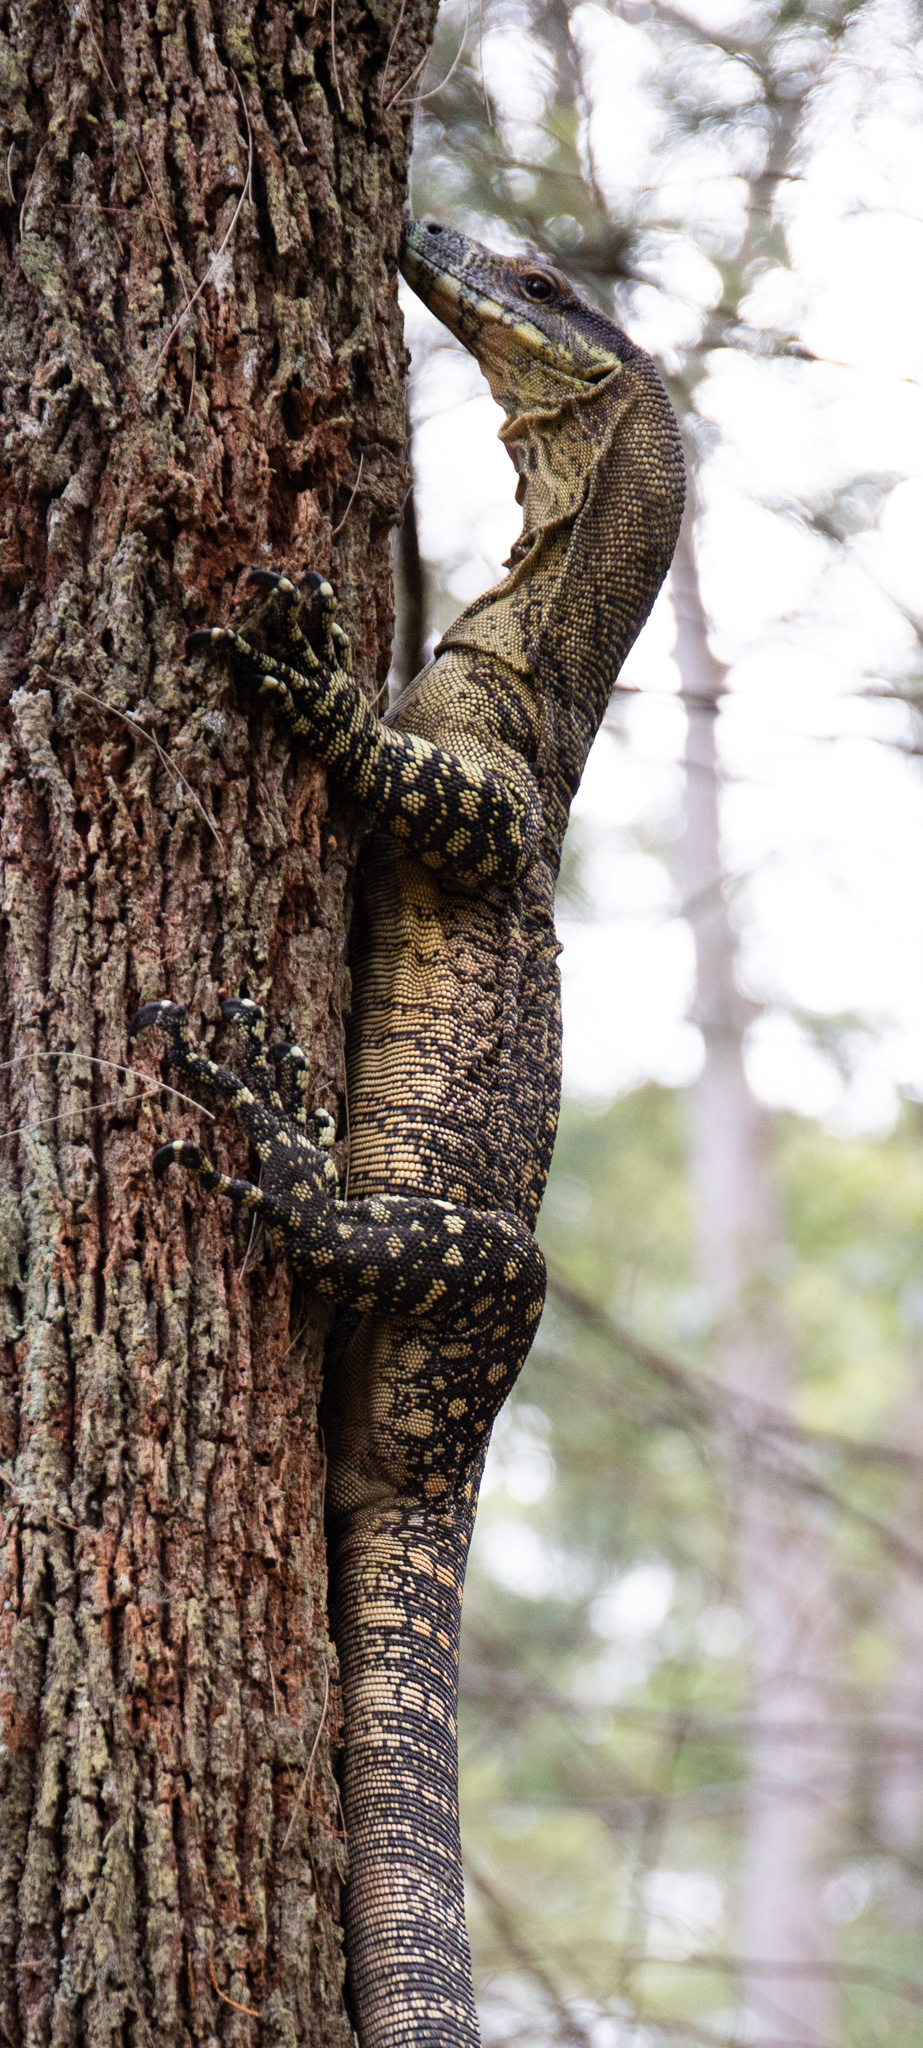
[400,215,631,416]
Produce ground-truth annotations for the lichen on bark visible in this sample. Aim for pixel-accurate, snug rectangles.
[0,0,436,2038]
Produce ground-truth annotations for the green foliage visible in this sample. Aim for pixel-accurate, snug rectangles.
[460,1087,923,2042]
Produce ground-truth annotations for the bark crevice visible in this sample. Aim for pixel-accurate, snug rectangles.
[0,0,438,2037]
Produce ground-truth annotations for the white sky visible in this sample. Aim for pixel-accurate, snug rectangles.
[405,0,923,1131]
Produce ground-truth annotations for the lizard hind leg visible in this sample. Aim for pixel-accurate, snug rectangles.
[134,999,340,1257]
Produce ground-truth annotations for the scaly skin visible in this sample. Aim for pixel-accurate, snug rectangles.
[133,218,685,2047]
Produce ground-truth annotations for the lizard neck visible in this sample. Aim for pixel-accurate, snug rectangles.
[438,367,628,671]
[499,374,614,561]
[441,354,683,675]
[438,354,685,862]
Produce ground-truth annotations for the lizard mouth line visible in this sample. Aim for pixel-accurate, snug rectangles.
[400,227,616,385]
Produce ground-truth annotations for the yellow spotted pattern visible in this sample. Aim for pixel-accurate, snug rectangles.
[138,219,685,2048]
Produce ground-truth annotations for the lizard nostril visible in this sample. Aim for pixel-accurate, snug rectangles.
[425,220,444,236]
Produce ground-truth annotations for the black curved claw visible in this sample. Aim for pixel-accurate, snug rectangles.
[249,567,335,610]
[266,1040,297,1065]
[130,999,188,1039]
[248,569,297,598]
[221,997,266,1027]
[153,1139,205,1181]
[303,570,336,611]
[186,628,230,657]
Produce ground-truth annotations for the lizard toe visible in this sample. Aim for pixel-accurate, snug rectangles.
[186,626,233,658]
[311,1108,337,1151]
[248,568,298,598]
[221,996,267,1031]
[153,1138,208,1182]
[130,998,188,1038]
[265,1040,315,1127]
[266,1039,297,1063]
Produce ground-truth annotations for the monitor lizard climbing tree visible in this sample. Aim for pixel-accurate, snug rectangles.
[0,0,437,2040]
[135,219,685,2047]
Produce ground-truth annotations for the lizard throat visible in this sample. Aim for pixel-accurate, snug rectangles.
[499,372,623,556]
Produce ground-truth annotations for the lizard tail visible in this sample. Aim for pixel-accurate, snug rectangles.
[331,1499,481,2048]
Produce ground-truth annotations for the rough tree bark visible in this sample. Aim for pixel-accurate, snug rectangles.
[0,0,435,2038]
[675,510,840,2046]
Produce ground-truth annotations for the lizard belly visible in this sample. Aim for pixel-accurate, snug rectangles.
[345,837,561,1219]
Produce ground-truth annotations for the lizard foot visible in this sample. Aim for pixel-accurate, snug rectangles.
[266,1038,336,1146]
[185,567,367,765]
[222,997,336,1149]
[132,1002,546,1328]
[151,1138,326,1249]
[245,567,345,669]
[131,998,250,1106]
[132,996,340,1250]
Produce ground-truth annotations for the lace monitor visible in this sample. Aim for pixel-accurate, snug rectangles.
[133,217,685,2047]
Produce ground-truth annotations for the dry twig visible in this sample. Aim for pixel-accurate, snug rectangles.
[207,1941,260,2018]
[386,0,471,110]
[282,1663,331,1851]
[328,0,345,111]
[0,1049,215,1123]
[62,682,222,847]
[379,0,409,100]
[331,453,366,536]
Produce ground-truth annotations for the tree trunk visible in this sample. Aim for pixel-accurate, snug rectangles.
[676,511,840,2046]
[876,1352,923,1857]
[0,0,434,2038]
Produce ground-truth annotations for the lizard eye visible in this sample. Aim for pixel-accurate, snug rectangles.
[520,272,556,302]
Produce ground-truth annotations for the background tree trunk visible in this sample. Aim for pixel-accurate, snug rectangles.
[0,0,435,2038]
[676,511,840,2046]
[876,1347,923,1858]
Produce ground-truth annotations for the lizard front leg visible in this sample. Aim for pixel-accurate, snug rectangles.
[133,999,545,1334]
[188,571,543,890]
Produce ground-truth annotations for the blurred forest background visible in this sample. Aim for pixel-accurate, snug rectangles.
[391,0,923,2041]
